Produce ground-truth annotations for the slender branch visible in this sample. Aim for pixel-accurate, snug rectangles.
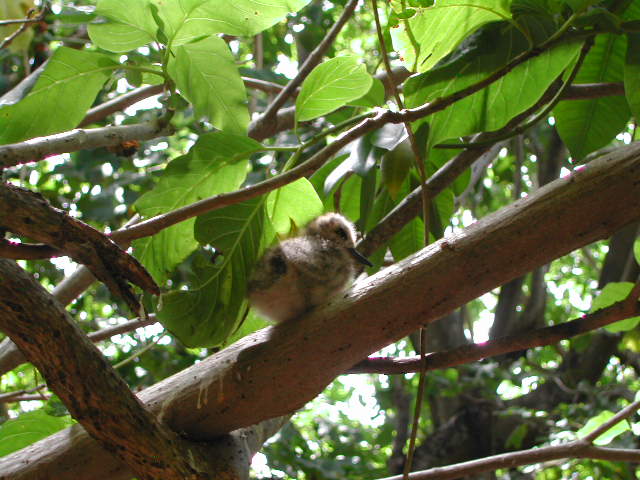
[0,122,174,168]
[348,294,640,374]
[0,8,44,50]
[252,0,359,135]
[376,443,640,480]
[0,18,43,26]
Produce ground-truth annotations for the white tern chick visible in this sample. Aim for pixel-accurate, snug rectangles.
[248,213,372,322]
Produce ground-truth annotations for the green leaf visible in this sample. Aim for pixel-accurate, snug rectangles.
[296,56,373,122]
[168,36,249,134]
[348,77,386,108]
[133,132,257,284]
[590,282,640,333]
[161,198,274,348]
[391,0,513,73]
[267,178,324,234]
[390,216,425,261]
[0,48,117,144]
[0,410,75,457]
[405,25,581,146]
[624,33,640,121]
[152,0,312,46]
[553,33,631,160]
[577,410,631,445]
[88,0,157,53]
[634,237,640,265]
[381,139,413,200]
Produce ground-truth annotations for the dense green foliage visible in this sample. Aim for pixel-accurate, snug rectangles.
[1,0,640,478]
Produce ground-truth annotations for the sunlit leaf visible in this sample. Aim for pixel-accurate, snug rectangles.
[134,132,257,284]
[153,0,312,45]
[391,0,513,72]
[590,282,640,333]
[296,56,373,122]
[577,410,630,445]
[0,48,117,144]
[0,410,75,457]
[88,0,157,52]
[168,36,249,134]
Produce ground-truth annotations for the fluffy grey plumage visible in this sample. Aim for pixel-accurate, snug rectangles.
[247,213,371,322]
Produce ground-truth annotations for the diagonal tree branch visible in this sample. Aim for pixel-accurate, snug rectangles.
[2,140,639,480]
[0,183,159,312]
[0,260,217,480]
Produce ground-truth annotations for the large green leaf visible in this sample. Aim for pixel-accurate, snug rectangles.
[0,410,75,457]
[153,0,312,46]
[296,56,373,122]
[160,198,274,348]
[160,179,322,347]
[553,33,630,160]
[88,0,157,52]
[391,0,513,73]
[0,48,117,144]
[624,33,640,121]
[133,132,258,284]
[405,25,581,146]
[168,36,249,134]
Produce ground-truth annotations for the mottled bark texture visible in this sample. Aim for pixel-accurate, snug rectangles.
[0,260,218,480]
[0,183,158,312]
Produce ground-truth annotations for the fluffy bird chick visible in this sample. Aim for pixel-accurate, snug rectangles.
[248,213,372,322]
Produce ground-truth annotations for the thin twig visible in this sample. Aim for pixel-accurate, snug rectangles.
[253,0,359,133]
[581,398,640,443]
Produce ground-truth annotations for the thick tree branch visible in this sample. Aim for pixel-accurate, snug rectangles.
[2,141,639,480]
[0,260,217,480]
[0,122,173,168]
[0,184,159,312]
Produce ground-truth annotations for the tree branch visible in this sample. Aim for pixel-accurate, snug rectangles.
[348,294,640,374]
[0,122,173,168]
[250,0,359,138]
[0,184,159,312]
[0,260,217,480]
[2,141,639,480]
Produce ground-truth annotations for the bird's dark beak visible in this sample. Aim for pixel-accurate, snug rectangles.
[347,248,373,267]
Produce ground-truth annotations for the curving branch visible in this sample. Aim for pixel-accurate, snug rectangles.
[0,184,159,312]
[348,288,640,374]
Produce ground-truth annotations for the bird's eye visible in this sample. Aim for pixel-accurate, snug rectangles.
[335,227,348,240]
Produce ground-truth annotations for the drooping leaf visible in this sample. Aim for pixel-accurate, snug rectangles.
[405,24,581,146]
[553,33,630,160]
[381,139,413,200]
[0,410,75,457]
[88,0,157,52]
[152,0,312,46]
[590,282,640,333]
[133,132,258,284]
[168,36,249,134]
[577,410,631,445]
[634,237,640,265]
[0,48,117,144]
[296,56,373,122]
[624,33,640,121]
[391,0,513,73]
